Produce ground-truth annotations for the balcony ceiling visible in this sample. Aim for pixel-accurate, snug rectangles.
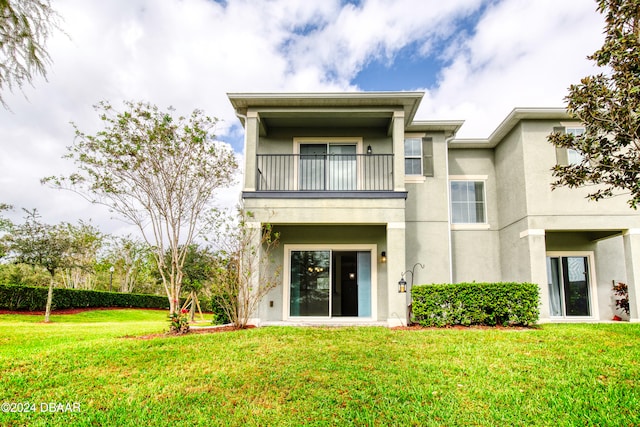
[228,92,425,135]
[259,110,392,130]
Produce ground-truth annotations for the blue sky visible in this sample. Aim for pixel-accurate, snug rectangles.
[353,3,489,91]
[0,0,605,234]
[354,42,442,91]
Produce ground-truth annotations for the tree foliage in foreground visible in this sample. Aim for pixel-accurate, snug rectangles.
[549,0,640,208]
[42,100,238,316]
[0,209,74,321]
[0,0,59,107]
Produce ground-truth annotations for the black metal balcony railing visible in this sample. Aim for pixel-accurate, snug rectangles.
[256,154,394,191]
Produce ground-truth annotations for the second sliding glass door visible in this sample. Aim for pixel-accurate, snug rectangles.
[546,255,592,317]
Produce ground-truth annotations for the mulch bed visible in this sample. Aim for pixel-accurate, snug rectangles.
[391,324,534,331]
[128,324,256,340]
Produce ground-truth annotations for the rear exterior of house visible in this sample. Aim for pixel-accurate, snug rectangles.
[229,92,640,326]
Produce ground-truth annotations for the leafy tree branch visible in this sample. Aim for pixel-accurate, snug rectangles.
[549,0,640,208]
[42,100,238,316]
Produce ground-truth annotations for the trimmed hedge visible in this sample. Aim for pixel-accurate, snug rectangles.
[0,284,170,312]
[412,282,539,327]
[0,284,231,323]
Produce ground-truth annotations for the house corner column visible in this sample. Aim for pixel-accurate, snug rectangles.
[392,110,405,192]
[521,229,548,320]
[387,222,407,326]
[245,221,263,326]
[243,111,260,192]
[623,229,640,321]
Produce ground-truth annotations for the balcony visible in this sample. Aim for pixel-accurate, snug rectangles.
[248,154,400,198]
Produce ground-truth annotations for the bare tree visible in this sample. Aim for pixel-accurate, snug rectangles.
[42,101,237,324]
[209,210,280,329]
[59,221,103,290]
[105,235,153,293]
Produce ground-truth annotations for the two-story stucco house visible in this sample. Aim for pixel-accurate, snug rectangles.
[228,91,640,326]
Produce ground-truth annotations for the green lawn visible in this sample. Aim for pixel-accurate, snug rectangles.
[0,310,639,426]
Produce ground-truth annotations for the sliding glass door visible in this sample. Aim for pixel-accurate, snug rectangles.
[290,250,330,316]
[546,255,592,317]
[299,144,357,190]
[328,145,356,190]
[289,249,372,318]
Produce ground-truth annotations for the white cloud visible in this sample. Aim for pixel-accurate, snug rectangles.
[285,0,485,86]
[418,0,605,137]
[0,0,607,236]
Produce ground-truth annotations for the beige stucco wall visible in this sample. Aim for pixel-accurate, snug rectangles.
[404,132,452,284]
[494,123,528,228]
[263,225,388,322]
[447,148,501,282]
[239,96,640,323]
[520,120,634,218]
[405,220,450,284]
[451,230,502,283]
[243,198,406,225]
[596,235,628,320]
[499,219,533,282]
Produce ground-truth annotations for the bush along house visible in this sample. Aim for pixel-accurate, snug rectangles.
[228,91,640,326]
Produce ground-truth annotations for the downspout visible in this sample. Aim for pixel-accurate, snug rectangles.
[444,132,456,284]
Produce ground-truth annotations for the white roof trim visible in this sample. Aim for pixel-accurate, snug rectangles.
[450,108,570,148]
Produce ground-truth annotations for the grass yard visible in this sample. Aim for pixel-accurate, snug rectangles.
[0,310,639,426]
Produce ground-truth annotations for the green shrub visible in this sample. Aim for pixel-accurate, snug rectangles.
[188,295,230,325]
[411,282,539,327]
[0,284,169,311]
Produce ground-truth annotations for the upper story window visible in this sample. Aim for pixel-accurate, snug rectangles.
[554,126,585,166]
[404,138,422,175]
[450,180,486,224]
[404,136,434,177]
[566,127,585,165]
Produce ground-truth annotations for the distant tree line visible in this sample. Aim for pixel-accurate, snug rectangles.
[0,205,165,294]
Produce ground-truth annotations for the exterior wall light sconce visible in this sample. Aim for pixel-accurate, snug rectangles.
[380,251,387,263]
[366,145,373,155]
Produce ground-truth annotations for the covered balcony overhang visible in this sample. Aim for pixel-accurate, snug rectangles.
[228,91,424,136]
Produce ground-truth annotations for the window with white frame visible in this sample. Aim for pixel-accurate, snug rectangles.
[450,180,486,224]
[566,127,585,165]
[404,137,422,175]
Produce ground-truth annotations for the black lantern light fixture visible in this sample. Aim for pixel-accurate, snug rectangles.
[398,262,425,293]
[380,251,387,263]
[398,275,407,293]
[366,145,372,155]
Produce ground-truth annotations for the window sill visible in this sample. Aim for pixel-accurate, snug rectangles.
[405,175,426,184]
[451,223,491,230]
